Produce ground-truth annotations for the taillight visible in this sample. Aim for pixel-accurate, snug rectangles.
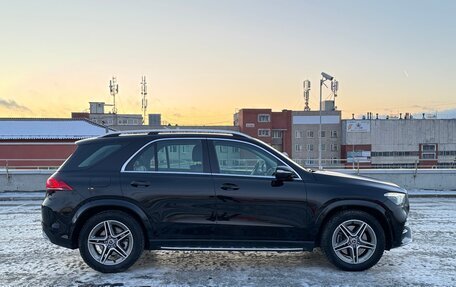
[46,177,73,191]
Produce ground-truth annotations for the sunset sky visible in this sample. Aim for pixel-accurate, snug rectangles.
[0,0,455,125]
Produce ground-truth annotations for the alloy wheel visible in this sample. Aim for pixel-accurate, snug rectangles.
[331,219,377,265]
[87,220,134,265]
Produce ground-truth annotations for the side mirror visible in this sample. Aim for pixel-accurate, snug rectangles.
[274,166,295,181]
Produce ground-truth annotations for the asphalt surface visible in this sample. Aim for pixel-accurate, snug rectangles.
[0,196,455,287]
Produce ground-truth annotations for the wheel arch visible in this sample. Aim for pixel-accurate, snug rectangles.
[70,199,153,249]
[314,200,394,250]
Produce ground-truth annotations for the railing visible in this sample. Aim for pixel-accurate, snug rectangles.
[291,158,456,171]
[1,158,455,172]
[0,159,64,171]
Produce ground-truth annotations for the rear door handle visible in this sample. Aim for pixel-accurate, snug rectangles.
[220,183,239,191]
[130,180,150,187]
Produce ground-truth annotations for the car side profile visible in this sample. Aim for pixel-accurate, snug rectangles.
[41,129,411,273]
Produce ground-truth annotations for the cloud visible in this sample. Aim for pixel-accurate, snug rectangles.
[0,98,31,112]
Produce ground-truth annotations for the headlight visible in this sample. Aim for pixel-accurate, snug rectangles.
[384,192,406,205]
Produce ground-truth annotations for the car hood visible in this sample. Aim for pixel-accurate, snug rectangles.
[312,170,406,192]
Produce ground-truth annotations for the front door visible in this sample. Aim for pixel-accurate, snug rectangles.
[120,138,216,242]
[208,139,308,244]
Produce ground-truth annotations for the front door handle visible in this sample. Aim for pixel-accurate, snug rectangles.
[130,180,150,187]
[220,183,239,191]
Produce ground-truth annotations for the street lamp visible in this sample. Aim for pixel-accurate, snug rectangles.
[319,72,334,169]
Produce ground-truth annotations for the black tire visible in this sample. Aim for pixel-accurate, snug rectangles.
[320,210,385,271]
[78,210,144,273]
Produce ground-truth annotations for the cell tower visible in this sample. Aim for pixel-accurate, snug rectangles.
[303,80,311,111]
[109,77,119,114]
[141,76,148,124]
[331,79,339,109]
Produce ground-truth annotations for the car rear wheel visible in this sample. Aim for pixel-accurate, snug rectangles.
[78,211,144,273]
[321,210,385,271]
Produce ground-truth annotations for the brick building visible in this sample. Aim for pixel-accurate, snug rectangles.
[0,119,111,168]
[234,109,293,155]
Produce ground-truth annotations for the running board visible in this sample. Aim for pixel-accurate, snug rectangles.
[159,246,304,252]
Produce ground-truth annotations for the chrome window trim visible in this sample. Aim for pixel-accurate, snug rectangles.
[120,137,207,173]
[210,138,302,181]
[122,170,211,176]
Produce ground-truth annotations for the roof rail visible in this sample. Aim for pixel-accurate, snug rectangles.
[100,129,250,139]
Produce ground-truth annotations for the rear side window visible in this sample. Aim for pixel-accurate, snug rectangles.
[125,139,205,173]
[78,145,122,168]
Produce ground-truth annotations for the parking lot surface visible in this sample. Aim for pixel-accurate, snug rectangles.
[1,197,455,287]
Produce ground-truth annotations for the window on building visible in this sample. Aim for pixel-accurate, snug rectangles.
[321,144,326,151]
[258,129,271,137]
[321,131,326,138]
[421,144,437,160]
[307,130,314,138]
[422,153,436,159]
[295,144,302,151]
[422,144,436,152]
[331,130,338,138]
[331,144,339,151]
[295,131,302,138]
[307,144,314,151]
[272,130,283,138]
[258,114,271,122]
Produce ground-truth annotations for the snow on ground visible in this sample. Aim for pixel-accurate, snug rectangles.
[1,198,456,287]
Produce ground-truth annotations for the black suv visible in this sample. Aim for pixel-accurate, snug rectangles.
[42,129,411,273]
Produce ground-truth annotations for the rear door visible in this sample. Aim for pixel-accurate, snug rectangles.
[120,138,216,243]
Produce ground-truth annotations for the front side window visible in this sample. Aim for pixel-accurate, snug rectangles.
[125,139,205,173]
[212,140,280,177]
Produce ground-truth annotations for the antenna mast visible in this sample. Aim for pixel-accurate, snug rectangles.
[141,76,148,124]
[331,79,339,110]
[303,80,311,111]
[109,77,119,114]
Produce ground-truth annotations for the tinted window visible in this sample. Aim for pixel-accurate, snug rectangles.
[212,140,279,176]
[126,139,204,173]
[77,144,122,168]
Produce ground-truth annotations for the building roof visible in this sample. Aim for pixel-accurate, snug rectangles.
[0,118,111,140]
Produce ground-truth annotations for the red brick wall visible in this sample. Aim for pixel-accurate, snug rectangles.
[0,140,77,168]
[237,109,292,155]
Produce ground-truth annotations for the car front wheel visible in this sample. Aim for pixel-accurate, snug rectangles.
[321,210,385,271]
[78,211,144,273]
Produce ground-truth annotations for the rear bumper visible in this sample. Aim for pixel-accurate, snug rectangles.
[41,205,76,249]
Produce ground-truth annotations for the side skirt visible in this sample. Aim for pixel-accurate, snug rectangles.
[148,239,315,252]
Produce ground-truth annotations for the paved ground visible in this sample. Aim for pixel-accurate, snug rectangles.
[1,197,456,287]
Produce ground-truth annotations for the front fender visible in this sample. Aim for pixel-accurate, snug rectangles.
[313,199,393,248]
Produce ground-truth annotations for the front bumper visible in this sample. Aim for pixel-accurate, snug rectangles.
[400,225,412,246]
